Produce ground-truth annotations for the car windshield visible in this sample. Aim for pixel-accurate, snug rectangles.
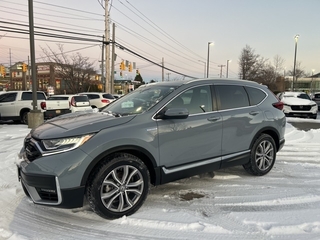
[102,84,177,116]
[297,93,311,100]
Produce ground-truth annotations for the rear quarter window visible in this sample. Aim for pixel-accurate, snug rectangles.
[245,87,267,105]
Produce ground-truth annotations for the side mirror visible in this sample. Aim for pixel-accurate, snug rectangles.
[163,108,189,119]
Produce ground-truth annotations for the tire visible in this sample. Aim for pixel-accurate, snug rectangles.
[86,153,150,219]
[21,111,29,124]
[243,134,276,176]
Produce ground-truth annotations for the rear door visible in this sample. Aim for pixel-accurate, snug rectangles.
[215,85,264,159]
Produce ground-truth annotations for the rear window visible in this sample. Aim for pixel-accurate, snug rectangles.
[47,96,69,100]
[102,93,115,99]
[73,96,89,102]
[314,93,320,98]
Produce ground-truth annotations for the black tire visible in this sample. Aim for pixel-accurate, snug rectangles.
[243,134,276,176]
[86,153,150,219]
[21,111,29,124]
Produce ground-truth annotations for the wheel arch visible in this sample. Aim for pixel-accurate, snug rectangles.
[250,127,280,151]
[81,145,159,187]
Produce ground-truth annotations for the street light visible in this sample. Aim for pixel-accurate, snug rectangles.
[293,34,299,91]
[206,42,214,78]
[226,60,231,78]
[198,60,206,78]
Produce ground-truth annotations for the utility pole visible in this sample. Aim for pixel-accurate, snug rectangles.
[28,0,44,128]
[28,56,31,90]
[111,23,115,93]
[101,35,105,92]
[9,48,12,90]
[166,72,171,81]
[218,65,226,78]
[105,0,110,93]
[162,57,164,82]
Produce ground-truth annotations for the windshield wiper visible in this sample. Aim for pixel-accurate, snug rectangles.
[105,111,122,117]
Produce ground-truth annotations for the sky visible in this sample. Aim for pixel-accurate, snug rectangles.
[0,117,320,239]
[1,0,320,82]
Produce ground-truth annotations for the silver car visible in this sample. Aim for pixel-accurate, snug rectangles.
[17,78,286,219]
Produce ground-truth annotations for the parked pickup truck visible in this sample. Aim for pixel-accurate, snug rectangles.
[46,94,92,113]
[312,92,320,111]
[0,91,46,124]
[40,98,71,120]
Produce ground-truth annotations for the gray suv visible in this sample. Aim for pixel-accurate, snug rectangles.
[17,78,286,219]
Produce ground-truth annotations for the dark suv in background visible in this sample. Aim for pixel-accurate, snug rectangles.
[17,78,286,219]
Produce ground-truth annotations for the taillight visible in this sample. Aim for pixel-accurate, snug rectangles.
[272,101,284,110]
[71,97,76,107]
[40,102,46,110]
[101,99,110,104]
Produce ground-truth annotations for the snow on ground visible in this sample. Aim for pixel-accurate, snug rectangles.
[0,118,320,240]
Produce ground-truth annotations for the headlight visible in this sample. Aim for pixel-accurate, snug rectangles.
[41,134,94,155]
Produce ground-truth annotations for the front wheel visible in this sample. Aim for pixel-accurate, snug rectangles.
[86,153,150,219]
[21,111,29,124]
[243,134,276,176]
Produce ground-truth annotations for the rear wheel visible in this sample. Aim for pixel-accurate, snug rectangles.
[243,134,276,176]
[86,153,150,219]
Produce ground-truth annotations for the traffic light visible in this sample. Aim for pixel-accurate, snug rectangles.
[22,63,27,72]
[129,63,132,72]
[0,66,6,77]
[120,60,125,71]
[136,69,140,75]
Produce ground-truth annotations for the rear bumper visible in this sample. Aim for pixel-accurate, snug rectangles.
[44,109,71,119]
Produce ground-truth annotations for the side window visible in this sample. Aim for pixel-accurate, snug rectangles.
[168,85,212,114]
[22,92,46,100]
[21,92,32,100]
[216,85,249,110]
[0,93,17,102]
[87,94,99,99]
[245,87,266,105]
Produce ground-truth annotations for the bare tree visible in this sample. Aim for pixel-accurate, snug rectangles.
[273,55,285,78]
[287,62,306,79]
[238,45,267,80]
[40,44,97,93]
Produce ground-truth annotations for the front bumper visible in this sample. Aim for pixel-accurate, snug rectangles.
[17,161,85,208]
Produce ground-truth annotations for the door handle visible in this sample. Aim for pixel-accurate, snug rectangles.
[249,111,260,116]
[207,117,220,122]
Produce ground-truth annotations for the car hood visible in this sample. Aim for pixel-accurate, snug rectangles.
[282,97,316,105]
[31,111,136,139]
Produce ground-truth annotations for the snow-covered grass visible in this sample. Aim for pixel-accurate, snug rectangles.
[0,118,320,240]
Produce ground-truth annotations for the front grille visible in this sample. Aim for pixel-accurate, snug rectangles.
[25,138,41,162]
[291,105,311,111]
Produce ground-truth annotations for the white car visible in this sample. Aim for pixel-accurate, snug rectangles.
[278,91,318,119]
[47,94,92,113]
[78,92,115,109]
